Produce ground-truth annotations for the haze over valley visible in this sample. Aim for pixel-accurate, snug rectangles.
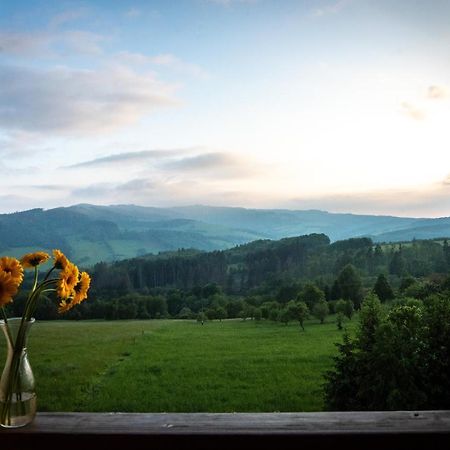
[2,203,450,265]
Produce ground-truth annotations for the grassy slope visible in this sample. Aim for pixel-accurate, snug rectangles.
[0,318,357,413]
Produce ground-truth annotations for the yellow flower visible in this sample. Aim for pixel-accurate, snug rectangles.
[57,262,79,299]
[73,272,91,305]
[21,251,50,269]
[0,271,19,307]
[53,249,69,270]
[58,298,73,314]
[0,257,24,286]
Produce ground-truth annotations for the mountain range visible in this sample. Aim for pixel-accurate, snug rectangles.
[1,204,450,266]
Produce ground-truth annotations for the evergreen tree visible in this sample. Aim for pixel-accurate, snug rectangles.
[336,312,344,330]
[330,279,342,301]
[323,333,359,411]
[443,240,450,267]
[358,293,384,352]
[421,295,450,408]
[389,250,407,276]
[371,244,384,273]
[324,294,450,410]
[336,264,363,309]
[373,273,394,302]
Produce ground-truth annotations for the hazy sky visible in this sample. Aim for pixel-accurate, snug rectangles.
[1,0,450,216]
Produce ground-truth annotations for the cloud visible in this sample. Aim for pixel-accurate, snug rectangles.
[428,85,448,100]
[66,149,185,168]
[70,182,117,199]
[28,184,69,191]
[67,176,253,207]
[66,148,264,180]
[0,64,178,135]
[399,85,448,121]
[59,31,105,55]
[0,31,53,57]
[164,152,231,170]
[401,102,426,121]
[311,0,352,17]
[290,178,450,217]
[121,178,157,191]
[163,152,262,178]
[117,52,209,79]
[49,8,89,28]
[116,51,151,65]
[0,30,106,57]
[0,130,59,162]
[63,150,271,206]
[0,161,25,176]
[69,178,184,205]
[125,8,141,18]
[0,194,47,213]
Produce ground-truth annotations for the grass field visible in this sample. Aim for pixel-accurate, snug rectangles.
[0,317,357,413]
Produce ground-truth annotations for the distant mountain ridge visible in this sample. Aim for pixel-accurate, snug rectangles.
[1,203,450,266]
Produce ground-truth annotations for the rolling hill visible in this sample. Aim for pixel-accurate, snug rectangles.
[1,203,450,266]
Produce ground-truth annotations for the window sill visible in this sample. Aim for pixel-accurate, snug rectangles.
[1,410,449,449]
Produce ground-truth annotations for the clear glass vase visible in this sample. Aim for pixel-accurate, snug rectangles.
[0,317,36,428]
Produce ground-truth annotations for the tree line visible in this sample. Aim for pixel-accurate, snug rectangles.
[6,234,450,322]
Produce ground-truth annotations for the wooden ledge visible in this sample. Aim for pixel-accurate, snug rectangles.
[1,411,449,449]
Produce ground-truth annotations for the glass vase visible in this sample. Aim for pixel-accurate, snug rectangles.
[0,317,36,428]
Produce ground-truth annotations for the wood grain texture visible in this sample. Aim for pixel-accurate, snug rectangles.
[1,411,449,450]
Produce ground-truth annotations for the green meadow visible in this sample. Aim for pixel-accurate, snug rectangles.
[0,318,357,412]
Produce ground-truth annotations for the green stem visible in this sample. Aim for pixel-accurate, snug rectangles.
[1,323,26,425]
[2,268,40,423]
[42,266,56,283]
[29,290,55,319]
[21,267,40,325]
[31,266,39,292]
[24,279,58,322]
[1,267,59,425]
[40,289,56,294]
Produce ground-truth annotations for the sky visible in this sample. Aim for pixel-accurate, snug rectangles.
[0,0,450,217]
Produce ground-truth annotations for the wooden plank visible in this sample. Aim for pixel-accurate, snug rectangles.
[1,411,449,450]
[2,410,449,435]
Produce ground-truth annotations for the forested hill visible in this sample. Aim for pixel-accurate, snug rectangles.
[90,233,450,298]
[2,204,450,266]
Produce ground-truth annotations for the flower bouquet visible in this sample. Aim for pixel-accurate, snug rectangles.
[0,250,90,427]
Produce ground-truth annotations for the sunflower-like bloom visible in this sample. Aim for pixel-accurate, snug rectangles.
[57,262,79,300]
[0,257,24,287]
[21,251,50,269]
[0,271,19,307]
[73,272,91,305]
[58,298,73,314]
[53,249,69,270]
